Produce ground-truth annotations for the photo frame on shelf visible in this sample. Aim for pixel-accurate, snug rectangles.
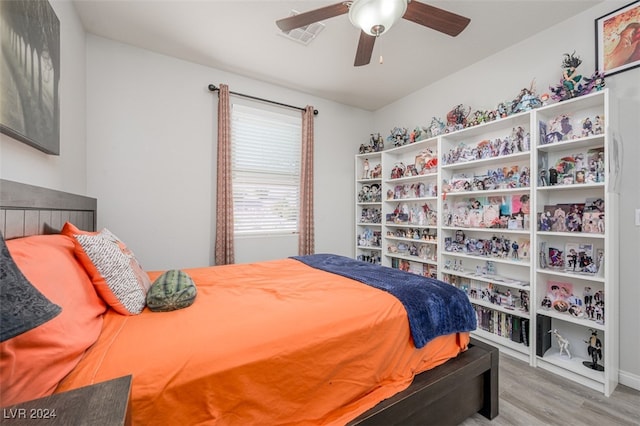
[595,1,640,77]
[0,0,61,155]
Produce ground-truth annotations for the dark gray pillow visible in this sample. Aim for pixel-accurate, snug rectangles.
[0,233,62,342]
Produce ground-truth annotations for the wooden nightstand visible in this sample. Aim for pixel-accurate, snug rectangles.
[1,375,132,425]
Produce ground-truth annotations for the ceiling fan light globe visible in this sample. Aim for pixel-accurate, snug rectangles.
[348,0,407,36]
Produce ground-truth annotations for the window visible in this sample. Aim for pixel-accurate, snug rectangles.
[231,104,302,235]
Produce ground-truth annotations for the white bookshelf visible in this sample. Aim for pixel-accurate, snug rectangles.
[532,90,618,396]
[355,152,383,264]
[354,89,618,395]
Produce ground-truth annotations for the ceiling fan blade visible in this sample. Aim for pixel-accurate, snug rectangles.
[276,2,350,32]
[354,31,376,67]
[403,1,470,37]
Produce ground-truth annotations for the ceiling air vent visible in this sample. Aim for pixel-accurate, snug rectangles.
[278,10,325,45]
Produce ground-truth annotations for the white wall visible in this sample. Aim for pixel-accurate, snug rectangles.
[85,35,371,270]
[373,2,640,388]
[0,0,87,195]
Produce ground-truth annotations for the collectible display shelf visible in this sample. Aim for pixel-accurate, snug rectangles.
[355,152,383,264]
[354,89,618,396]
[533,90,617,396]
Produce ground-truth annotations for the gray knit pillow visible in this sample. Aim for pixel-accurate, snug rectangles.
[146,270,197,312]
[0,234,62,342]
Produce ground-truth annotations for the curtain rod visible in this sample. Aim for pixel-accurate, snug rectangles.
[208,84,318,116]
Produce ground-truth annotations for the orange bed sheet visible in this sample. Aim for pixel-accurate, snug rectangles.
[56,258,469,425]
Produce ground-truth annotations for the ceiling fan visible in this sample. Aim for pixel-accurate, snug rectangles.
[276,0,470,67]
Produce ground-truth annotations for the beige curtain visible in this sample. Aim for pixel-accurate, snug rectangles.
[298,106,315,255]
[214,84,235,265]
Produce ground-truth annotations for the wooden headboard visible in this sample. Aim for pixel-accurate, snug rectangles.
[0,179,97,239]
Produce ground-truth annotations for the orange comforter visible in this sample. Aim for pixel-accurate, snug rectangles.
[56,258,469,425]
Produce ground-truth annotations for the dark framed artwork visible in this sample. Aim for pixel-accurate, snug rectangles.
[595,1,640,77]
[0,0,60,155]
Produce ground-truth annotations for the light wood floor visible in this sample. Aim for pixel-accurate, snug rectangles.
[460,353,640,426]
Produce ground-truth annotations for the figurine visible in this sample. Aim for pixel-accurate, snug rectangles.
[583,286,593,306]
[369,184,381,202]
[410,126,425,143]
[496,102,510,118]
[512,86,542,113]
[597,251,605,277]
[388,127,409,147]
[561,52,583,99]
[416,148,438,172]
[582,117,593,136]
[550,52,606,101]
[538,168,548,186]
[370,163,382,179]
[567,248,578,271]
[359,133,384,153]
[511,240,519,259]
[582,71,606,95]
[362,158,370,179]
[446,104,471,130]
[539,93,551,106]
[548,168,558,185]
[519,289,529,312]
[550,329,571,358]
[426,117,446,138]
[506,289,514,308]
[594,115,604,134]
[539,211,552,232]
[370,133,383,152]
[539,242,548,269]
[551,207,567,232]
[583,329,604,371]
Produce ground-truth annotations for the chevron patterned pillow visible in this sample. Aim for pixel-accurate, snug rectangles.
[62,222,152,315]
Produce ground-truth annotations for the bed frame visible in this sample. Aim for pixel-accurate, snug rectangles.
[1,178,499,425]
[0,179,97,237]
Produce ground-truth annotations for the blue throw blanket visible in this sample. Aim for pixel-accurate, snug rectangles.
[291,254,476,348]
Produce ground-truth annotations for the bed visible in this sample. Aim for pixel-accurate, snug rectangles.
[0,179,498,425]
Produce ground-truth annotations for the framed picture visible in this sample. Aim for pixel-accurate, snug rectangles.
[0,0,60,155]
[595,1,640,77]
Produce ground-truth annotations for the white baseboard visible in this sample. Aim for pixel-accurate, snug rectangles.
[619,369,640,391]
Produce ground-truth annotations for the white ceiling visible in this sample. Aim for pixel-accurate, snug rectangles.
[72,0,602,111]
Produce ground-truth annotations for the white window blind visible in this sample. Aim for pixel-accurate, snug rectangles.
[231,104,302,235]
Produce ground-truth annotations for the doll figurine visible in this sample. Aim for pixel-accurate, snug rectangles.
[550,52,584,100]
[550,329,571,358]
[561,52,583,98]
[584,330,603,370]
